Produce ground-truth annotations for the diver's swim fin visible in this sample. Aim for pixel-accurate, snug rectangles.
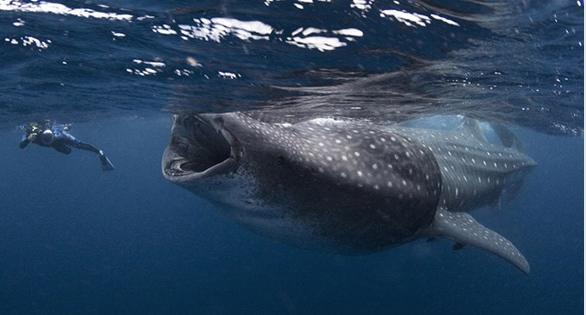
[429,208,530,274]
[99,151,115,171]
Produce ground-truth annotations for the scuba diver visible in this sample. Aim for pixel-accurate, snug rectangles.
[19,120,115,171]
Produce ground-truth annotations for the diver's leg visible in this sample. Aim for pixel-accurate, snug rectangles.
[69,141,101,154]
[76,142,115,171]
[52,143,72,155]
[62,134,114,171]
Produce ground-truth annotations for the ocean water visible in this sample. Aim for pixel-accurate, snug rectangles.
[0,0,583,314]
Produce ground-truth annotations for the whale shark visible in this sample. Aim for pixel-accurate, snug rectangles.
[162,112,536,273]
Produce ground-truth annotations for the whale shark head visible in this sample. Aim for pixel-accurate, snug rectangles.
[162,114,241,183]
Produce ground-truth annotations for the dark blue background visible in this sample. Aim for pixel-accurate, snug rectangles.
[0,116,581,314]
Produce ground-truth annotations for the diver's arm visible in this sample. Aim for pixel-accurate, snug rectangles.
[19,122,42,148]
[19,137,30,149]
[19,133,35,148]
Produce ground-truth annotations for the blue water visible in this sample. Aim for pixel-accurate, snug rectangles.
[0,0,583,314]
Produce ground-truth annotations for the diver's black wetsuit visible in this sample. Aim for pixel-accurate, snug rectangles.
[19,121,114,171]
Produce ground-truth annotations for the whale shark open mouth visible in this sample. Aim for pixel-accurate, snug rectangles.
[162,114,239,182]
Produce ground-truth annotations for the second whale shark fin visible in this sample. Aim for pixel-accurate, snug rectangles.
[491,123,523,151]
[429,208,530,274]
[461,118,488,143]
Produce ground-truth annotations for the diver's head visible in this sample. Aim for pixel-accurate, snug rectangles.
[40,129,54,145]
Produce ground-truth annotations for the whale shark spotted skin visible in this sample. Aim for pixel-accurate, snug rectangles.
[162,113,536,273]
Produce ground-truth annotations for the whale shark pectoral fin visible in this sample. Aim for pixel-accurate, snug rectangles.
[430,208,530,274]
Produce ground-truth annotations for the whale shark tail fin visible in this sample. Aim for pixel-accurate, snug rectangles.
[430,208,530,274]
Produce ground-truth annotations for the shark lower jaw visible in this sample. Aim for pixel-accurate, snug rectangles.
[162,114,239,183]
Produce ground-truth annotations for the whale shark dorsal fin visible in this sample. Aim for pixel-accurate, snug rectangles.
[431,208,530,274]
[461,118,488,143]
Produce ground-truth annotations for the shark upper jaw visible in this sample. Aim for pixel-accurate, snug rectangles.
[162,114,240,183]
